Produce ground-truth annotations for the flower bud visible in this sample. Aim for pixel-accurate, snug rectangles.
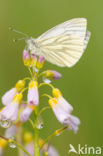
[43,70,61,80]
[48,98,58,107]
[24,132,33,143]
[30,54,37,66]
[13,93,23,103]
[23,50,30,66]
[0,138,7,148]
[37,56,45,69]
[15,80,25,92]
[52,88,62,98]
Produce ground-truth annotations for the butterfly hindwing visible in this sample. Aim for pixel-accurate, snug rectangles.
[37,34,84,67]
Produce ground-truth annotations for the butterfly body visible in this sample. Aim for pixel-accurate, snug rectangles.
[26,38,40,56]
[26,18,91,67]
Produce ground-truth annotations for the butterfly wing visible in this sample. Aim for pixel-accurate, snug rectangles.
[37,18,87,41]
[34,18,90,67]
[37,34,84,67]
[83,30,91,51]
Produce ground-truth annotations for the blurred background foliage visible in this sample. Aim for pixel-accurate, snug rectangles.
[0,0,103,156]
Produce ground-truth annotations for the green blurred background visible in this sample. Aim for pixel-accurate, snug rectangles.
[0,0,103,156]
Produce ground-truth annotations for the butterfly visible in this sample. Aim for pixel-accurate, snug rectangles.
[12,18,91,67]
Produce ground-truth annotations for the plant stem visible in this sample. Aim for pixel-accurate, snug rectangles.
[28,118,35,129]
[39,82,54,89]
[39,106,51,116]
[34,106,39,156]
[28,67,33,78]
[0,134,31,156]
[41,94,52,99]
[14,141,31,156]
[23,77,31,81]
[40,126,69,150]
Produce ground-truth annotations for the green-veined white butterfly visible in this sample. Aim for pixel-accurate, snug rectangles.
[11,18,91,67]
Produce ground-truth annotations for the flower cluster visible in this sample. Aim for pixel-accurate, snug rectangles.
[0,49,80,156]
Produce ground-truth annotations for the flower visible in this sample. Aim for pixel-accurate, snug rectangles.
[31,54,37,66]
[0,93,23,122]
[24,132,33,143]
[15,80,25,92]
[49,98,69,123]
[48,88,80,133]
[37,56,45,69]
[0,138,7,156]
[52,88,73,114]
[2,88,17,106]
[23,49,31,66]
[20,104,35,122]
[2,80,25,106]
[48,146,59,156]
[27,81,39,106]
[25,142,34,156]
[41,140,59,156]
[24,137,59,156]
[24,132,34,156]
[43,70,62,80]
[63,115,80,133]
[5,125,17,138]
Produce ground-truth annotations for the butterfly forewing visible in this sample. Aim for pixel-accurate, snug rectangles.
[83,31,91,51]
[29,18,90,67]
[37,18,87,41]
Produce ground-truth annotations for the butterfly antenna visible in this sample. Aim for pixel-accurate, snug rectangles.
[13,37,25,42]
[9,27,28,37]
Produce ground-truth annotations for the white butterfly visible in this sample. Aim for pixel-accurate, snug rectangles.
[26,18,91,67]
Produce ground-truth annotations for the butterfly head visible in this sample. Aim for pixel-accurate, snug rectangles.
[26,37,39,55]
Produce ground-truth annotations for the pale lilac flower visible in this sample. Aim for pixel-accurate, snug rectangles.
[52,88,73,114]
[49,98,70,123]
[58,96,73,114]
[5,125,17,138]
[0,147,3,156]
[41,143,59,156]
[28,81,39,106]
[0,93,23,122]
[25,142,34,156]
[49,91,80,133]
[48,146,59,156]
[20,104,35,122]
[2,80,25,106]
[0,102,19,121]
[63,115,80,133]
[2,88,17,106]
[24,140,59,156]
